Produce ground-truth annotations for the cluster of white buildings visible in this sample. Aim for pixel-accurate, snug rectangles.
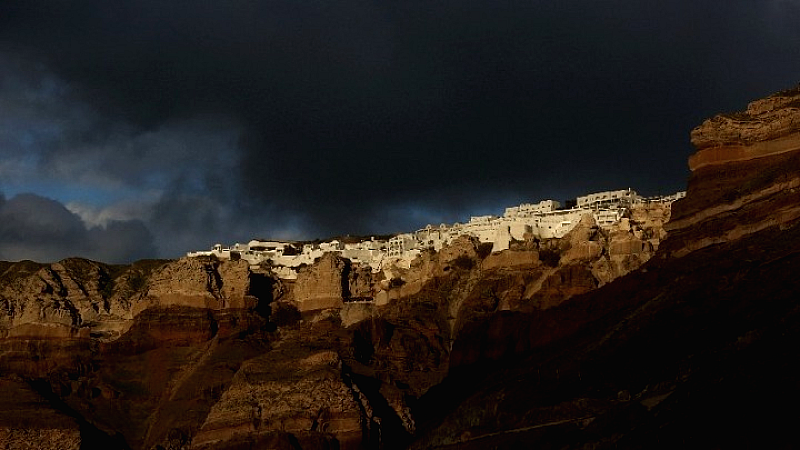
[186,238,387,279]
[187,188,685,279]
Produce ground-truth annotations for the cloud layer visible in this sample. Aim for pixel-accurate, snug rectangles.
[1,1,799,262]
[0,193,155,263]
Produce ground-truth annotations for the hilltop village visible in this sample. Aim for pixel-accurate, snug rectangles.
[187,188,685,279]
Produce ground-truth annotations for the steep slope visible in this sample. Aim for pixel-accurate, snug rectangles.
[3,86,798,449]
[0,258,167,340]
[0,258,277,449]
[665,85,800,257]
[0,207,670,449]
[407,84,800,449]
[409,216,800,449]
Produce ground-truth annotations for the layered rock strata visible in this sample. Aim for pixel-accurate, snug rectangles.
[689,85,800,170]
[193,346,362,449]
[135,258,258,315]
[0,165,677,448]
[407,86,800,450]
[666,85,800,257]
[0,258,268,342]
[0,198,673,450]
[0,377,81,450]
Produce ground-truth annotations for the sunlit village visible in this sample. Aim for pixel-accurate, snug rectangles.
[187,188,685,279]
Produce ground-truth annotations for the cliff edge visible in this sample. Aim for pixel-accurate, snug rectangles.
[689,84,800,169]
[409,85,800,449]
[666,84,800,257]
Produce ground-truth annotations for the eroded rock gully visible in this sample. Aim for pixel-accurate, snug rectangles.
[4,86,800,448]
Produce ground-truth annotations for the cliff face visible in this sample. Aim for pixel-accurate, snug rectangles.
[193,336,363,450]
[666,85,800,258]
[409,86,800,449]
[0,258,264,341]
[291,252,348,311]
[136,258,257,315]
[689,85,800,169]
[4,86,800,449]
[0,258,163,341]
[0,257,277,449]
[0,202,670,449]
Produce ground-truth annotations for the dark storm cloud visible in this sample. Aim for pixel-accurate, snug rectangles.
[0,193,156,263]
[1,0,799,255]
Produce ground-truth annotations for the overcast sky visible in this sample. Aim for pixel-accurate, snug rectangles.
[1,1,799,263]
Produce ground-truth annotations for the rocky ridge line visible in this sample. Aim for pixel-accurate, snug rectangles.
[666,85,800,257]
[689,84,800,170]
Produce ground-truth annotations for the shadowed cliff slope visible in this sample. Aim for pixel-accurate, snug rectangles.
[2,85,800,449]
[407,84,800,449]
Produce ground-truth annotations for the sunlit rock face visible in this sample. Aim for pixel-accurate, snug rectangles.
[0,257,264,342]
[135,258,258,315]
[193,348,362,450]
[0,256,276,449]
[0,258,162,341]
[666,85,800,258]
[290,252,348,312]
[689,85,800,170]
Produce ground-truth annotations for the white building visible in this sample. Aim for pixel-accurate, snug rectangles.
[635,191,686,204]
[186,243,233,259]
[577,188,639,209]
[504,200,560,218]
[593,208,625,227]
[415,224,450,251]
[388,233,417,258]
[187,188,685,279]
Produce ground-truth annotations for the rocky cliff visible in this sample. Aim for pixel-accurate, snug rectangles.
[4,86,800,449]
[666,84,800,258]
[408,85,800,449]
[0,202,669,449]
[689,85,800,170]
[0,198,671,449]
[0,257,267,342]
[0,257,277,449]
[0,258,163,341]
[192,336,363,449]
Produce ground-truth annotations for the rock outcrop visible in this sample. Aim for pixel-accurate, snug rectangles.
[291,253,348,311]
[0,257,272,343]
[289,253,382,313]
[376,236,482,303]
[135,258,258,315]
[666,85,800,257]
[194,342,362,449]
[0,258,163,340]
[689,85,800,170]
[407,85,800,449]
